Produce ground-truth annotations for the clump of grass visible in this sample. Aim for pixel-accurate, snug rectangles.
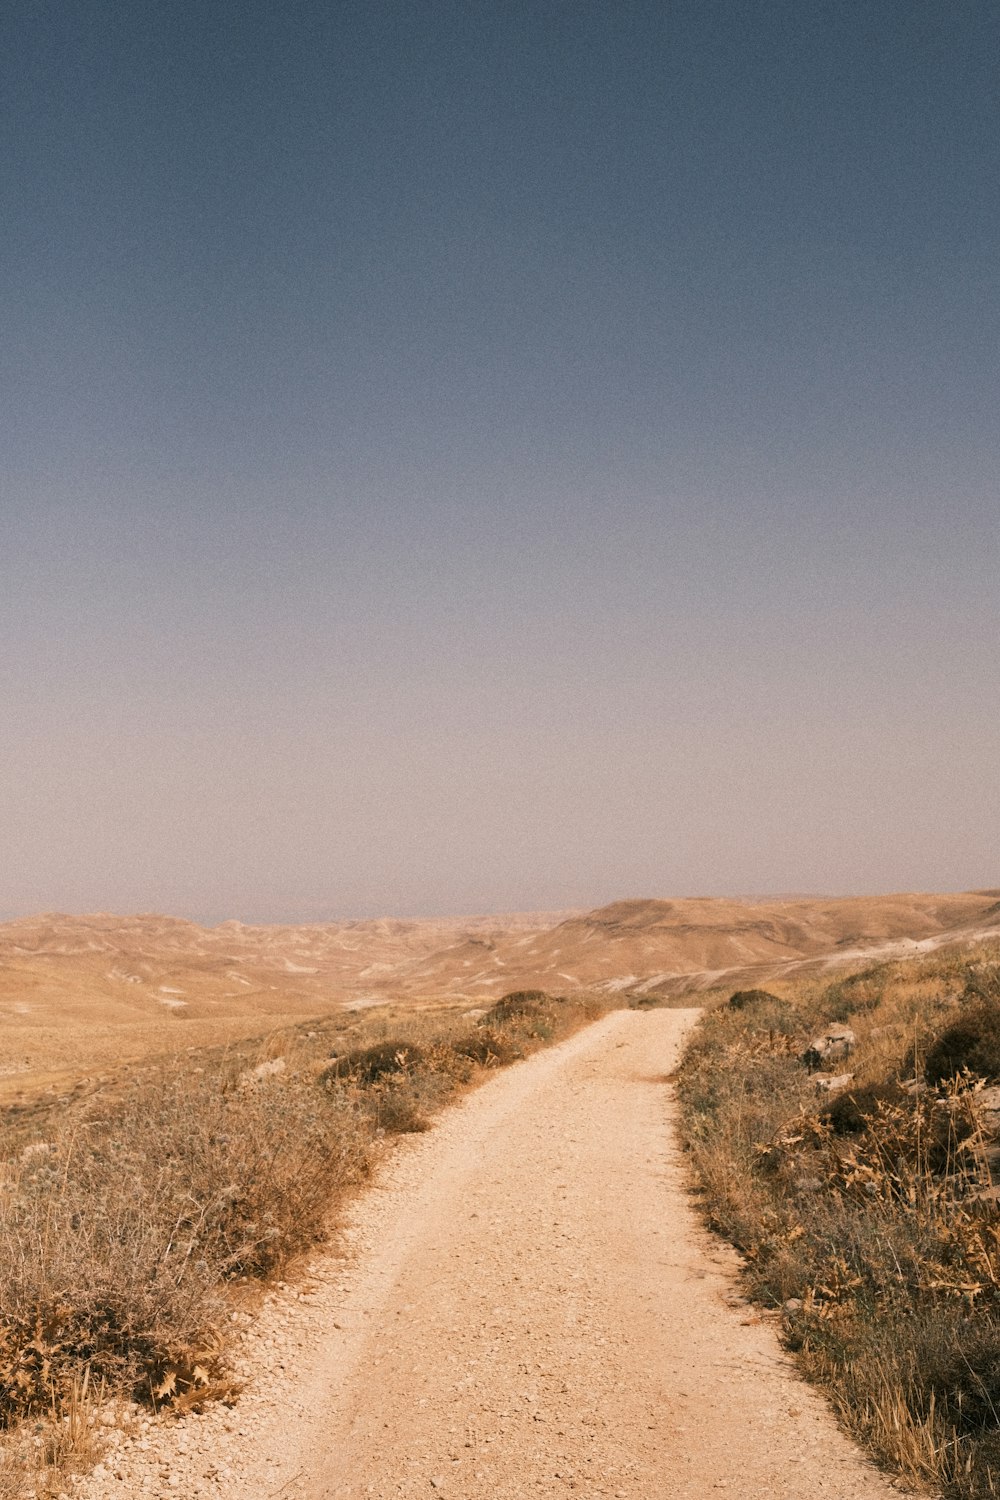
[0,987,607,1444]
[677,941,1000,1499]
[0,1371,101,1498]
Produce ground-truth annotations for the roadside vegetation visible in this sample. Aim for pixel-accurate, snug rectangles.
[677,942,1000,1498]
[0,989,606,1496]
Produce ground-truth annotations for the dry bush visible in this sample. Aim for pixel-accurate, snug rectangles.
[450,1025,523,1068]
[323,993,606,1133]
[820,1080,909,1135]
[678,940,1000,1499]
[924,1000,1000,1085]
[483,990,551,1023]
[0,1057,370,1420]
[726,988,785,1012]
[322,1040,429,1085]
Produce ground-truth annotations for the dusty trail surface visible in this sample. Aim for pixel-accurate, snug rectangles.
[82,1011,904,1500]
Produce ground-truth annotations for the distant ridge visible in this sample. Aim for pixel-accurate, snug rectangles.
[1,889,997,1026]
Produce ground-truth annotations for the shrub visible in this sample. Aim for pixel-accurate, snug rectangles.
[450,1026,523,1068]
[483,990,553,1023]
[725,990,798,1037]
[924,1001,1000,1085]
[0,1064,370,1420]
[727,988,783,1010]
[822,1081,911,1136]
[962,966,1000,1007]
[821,966,890,1021]
[366,1079,432,1135]
[922,1322,1000,1437]
[321,1041,427,1085]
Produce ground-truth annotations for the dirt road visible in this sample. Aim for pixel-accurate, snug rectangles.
[83,1010,905,1499]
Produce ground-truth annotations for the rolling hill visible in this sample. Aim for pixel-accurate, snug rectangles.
[1,891,998,1098]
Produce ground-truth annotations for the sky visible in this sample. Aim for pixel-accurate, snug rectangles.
[2,0,998,922]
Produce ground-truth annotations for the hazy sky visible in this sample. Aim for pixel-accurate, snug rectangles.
[2,1,998,922]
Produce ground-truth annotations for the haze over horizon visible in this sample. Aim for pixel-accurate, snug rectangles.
[4,887,1000,933]
[3,2,998,924]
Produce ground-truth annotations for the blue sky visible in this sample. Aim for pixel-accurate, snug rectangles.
[2,1,998,919]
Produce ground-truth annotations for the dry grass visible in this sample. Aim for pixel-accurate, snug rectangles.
[0,989,606,1489]
[0,1370,102,1499]
[677,941,1000,1498]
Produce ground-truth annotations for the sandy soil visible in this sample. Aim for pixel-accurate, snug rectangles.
[80,1011,910,1500]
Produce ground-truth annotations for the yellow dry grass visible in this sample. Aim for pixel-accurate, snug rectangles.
[679,940,1000,1499]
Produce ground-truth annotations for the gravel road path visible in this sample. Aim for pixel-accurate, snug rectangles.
[81,1009,908,1500]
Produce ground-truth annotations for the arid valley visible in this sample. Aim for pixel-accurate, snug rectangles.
[3,888,999,1104]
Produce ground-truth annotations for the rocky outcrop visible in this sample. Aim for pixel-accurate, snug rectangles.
[814,1072,854,1093]
[801,1025,856,1073]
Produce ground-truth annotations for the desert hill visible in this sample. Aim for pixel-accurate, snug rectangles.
[1,892,998,1097]
[0,908,576,1092]
[493,891,1000,997]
